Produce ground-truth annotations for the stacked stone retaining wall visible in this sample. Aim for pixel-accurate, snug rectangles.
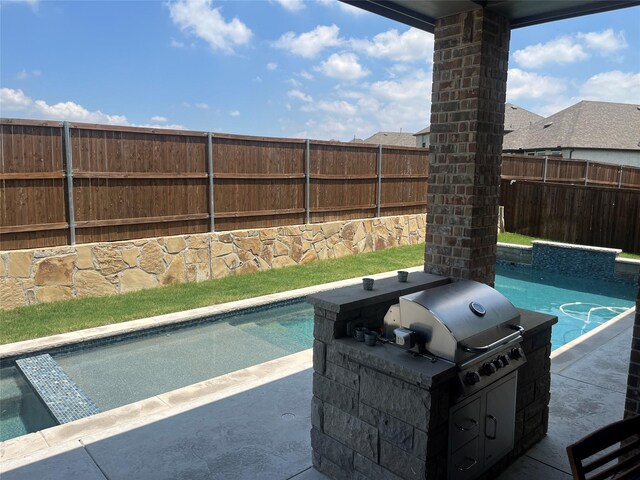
[0,214,426,310]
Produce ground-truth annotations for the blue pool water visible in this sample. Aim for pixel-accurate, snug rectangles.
[495,263,636,351]
[0,265,636,442]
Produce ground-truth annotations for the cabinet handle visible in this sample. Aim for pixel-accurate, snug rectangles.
[455,418,478,431]
[485,414,498,440]
[455,457,478,471]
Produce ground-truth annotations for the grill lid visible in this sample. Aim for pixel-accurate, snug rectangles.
[398,280,521,362]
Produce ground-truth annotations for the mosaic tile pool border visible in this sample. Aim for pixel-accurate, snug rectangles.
[15,354,100,424]
[1,297,307,367]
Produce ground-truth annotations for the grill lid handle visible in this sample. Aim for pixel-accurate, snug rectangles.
[460,325,524,354]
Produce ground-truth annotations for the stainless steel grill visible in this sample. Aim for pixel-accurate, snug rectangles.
[383,279,527,479]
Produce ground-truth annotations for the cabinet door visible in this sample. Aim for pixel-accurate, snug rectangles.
[483,374,517,467]
[449,437,481,480]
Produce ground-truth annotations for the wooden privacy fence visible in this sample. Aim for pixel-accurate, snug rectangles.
[500,180,640,254]
[2,118,640,251]
[0,119,428,250]
[502,154,640,189]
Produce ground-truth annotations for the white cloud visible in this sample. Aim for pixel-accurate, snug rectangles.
[317,52,369,80]
[1,87,128,124]
[506,68,567,100]
[287,68,432,141]
[168,0,252,54]
[229,110,240,116]
[288,89,313,102]
[267,62,278,71]
[1,88,188,129]
[15,68,41,80]
[195,102,209,109]
[369,69,431,102]
[513,36,588,68]
[577,29,627,54]
[275,0,304,12]
[317,0,366,16]
[135,122,186,130]
[301,100,357,116]
[151,115,168,122]
[1,0,39,10]
[351,28,434,63]
[170,39,185,48]
[299,71,313,80]
[273,24,342,58]
[580,70,640,103]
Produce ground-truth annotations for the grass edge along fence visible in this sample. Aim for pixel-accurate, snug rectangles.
[2,117,640,252]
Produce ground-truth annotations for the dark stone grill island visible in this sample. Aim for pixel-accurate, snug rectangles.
[308,273,556,480]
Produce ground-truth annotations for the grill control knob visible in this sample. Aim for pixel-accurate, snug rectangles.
[465,372,481,386]
[480,363,497,376]
[500,355,510,366]
[493,358,504,369]
[509,347,524,360]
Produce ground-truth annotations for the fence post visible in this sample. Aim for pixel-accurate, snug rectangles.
[207,132,215,232]
[377,145,382,218]
[618,166,623,189]
[543,155,548,182]
[305,139,310,225]
[584,160,589,186]
[62,121,76,245]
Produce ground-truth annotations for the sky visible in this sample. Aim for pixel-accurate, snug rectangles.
[1,0,639,142]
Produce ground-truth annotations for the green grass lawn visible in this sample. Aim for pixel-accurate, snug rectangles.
[2,233,637,345]
[0,243,426,344]
[498,232,640,260]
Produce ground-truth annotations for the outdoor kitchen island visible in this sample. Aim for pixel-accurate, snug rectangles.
[308,272,556,480]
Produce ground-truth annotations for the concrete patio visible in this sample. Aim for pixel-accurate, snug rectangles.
[0,306,634,480]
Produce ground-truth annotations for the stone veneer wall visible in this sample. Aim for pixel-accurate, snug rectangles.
[0,214,426,310]
[308,277,556,480]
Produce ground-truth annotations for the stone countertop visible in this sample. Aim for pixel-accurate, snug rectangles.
[306,272,450,314]
[518,308,557,338]
[333,337,457,390]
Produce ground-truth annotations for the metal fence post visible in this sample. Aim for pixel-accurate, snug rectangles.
[543,155,548,182]
[584,160,589,186]
[305,139,310,225]
[62,121,76,245]
[377,145,382,218]
[618,166,623,189]
[207,132,215,232]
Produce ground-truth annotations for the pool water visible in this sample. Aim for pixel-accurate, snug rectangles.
[0,367,57,442]
[495,263,636,350]
[55,302,314,411]
[0,266,636,442]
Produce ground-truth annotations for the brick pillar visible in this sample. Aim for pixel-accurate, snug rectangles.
[624,278,640,418]
[425,9,510,285]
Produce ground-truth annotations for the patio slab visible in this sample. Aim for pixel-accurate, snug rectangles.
[0,308,635,480]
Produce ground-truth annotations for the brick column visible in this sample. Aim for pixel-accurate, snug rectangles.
[425,9,510,285]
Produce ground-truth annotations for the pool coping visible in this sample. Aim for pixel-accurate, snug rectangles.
[0,266,426,360]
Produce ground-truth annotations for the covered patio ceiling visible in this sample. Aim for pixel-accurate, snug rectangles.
[342,0,640,32]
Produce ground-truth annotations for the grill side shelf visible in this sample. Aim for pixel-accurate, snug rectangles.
[15,354,100,424]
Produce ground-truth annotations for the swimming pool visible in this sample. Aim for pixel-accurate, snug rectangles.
[0,265,636,442]
[495,263,635,350]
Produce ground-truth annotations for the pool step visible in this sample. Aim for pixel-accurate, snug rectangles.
[15,354,100,424]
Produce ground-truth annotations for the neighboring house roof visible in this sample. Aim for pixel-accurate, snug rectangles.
[504,103,544,133]
[503,101,640,152]
[361,131,416,147]
[412,103,542,139]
